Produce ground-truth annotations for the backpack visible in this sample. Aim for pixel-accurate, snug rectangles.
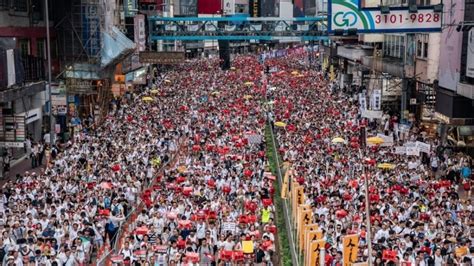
[106,221,116,232]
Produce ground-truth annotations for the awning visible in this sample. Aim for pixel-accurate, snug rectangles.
[101,26,136,67]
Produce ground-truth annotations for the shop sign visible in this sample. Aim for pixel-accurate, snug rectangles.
[139,52,185,64]
[0,142,24,148]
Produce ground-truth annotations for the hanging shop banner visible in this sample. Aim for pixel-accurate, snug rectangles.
[139,52,186,64]
[343,234,359,265]
[134,14,146,52]
[329,0,442,33]
[467,29,474,78]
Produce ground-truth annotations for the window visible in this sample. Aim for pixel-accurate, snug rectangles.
[37,39,46,59]
[11,0,28,12]
[418,0,430,6]
[416,34,429,59]
[0,0,8,9]
[417,40,422,57]
[383,34,405,58]
[18,39,30,58]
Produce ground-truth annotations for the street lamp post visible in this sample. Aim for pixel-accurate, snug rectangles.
[45,0,54,145]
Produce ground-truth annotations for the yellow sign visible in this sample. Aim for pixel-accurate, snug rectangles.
[455,247,468,257]
[296,186,305,205]
[242,240,254,254]
[308,239,326,266]
[296,205,310,232]
[343,234,359,265]
[281,168,290,199]
[291,181,300,224]
[298,209,313,251]
[302,224,319,253]
[330,65,335,81]
[306,230,323,245]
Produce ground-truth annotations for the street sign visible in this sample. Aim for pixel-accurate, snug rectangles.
[329,0,442,33]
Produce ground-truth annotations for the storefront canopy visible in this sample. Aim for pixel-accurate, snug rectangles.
[101,26,136,67]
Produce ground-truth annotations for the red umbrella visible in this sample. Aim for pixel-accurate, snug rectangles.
[335,209,348,218]
[111,164,121,172]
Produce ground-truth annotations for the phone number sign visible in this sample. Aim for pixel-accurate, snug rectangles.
[329,0,442,33]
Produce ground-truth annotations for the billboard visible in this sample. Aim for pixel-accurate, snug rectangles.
[197,0,221,14]
[438,0,464,90]
[139,51,186,64]
[467,29,474,78]
[328,0,442,33]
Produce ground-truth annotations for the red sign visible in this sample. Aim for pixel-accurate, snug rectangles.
[197,0,221,14]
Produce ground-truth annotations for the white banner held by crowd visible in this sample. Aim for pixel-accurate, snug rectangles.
[376,133,394,147]
[394,146,406,155]
[415,141,431,154]
[361,110,383,119]
[222,222,236,233]
[246,134,263,144]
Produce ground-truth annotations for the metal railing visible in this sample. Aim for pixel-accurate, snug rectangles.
[264,71,299,266]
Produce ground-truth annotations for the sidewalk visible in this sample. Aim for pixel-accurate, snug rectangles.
[0,156,44,187]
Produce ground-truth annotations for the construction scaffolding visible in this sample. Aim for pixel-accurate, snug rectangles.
[56,0,102,68]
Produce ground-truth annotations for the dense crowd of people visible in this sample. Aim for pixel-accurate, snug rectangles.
[112,56,278,265]
[266,52,473,265]
[0,50,472,266]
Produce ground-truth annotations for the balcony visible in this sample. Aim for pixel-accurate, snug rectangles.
[0,49,47,102]
[22,55,46,82]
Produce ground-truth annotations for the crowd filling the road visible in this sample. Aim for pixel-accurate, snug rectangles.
[0,51,472,266]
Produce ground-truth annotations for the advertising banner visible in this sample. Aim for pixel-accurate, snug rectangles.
[438,0,464,90]
[467,29,474,78]
[329,0,442,33]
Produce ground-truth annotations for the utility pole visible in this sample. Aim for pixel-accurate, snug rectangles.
[45,0,54,145]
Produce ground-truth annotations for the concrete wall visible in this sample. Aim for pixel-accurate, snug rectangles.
[426,33,440,83]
